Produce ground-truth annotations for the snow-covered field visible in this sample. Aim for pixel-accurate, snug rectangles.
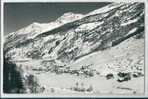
[35,72,144,95]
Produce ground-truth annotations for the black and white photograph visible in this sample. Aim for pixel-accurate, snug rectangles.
[1,0,148,98]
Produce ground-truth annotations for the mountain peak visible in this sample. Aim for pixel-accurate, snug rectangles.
[62,12,76,16]
[60,12,83,18]
[31,22,41,26]
[56,12,84,23]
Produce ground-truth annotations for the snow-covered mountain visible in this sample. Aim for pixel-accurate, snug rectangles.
[4,2,144,94]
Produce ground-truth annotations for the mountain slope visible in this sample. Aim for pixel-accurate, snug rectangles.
[4,2,144,94]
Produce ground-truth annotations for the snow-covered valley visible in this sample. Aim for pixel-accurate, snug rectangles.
[3,2,145,95]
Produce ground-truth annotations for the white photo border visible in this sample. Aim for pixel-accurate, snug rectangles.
[1,0,148,98]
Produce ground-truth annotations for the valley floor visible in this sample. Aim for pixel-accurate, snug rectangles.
[36,72,144,95]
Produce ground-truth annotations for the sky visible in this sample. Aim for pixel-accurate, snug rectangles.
[4,2,110,35]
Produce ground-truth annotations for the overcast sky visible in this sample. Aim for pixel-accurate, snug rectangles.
[4,2,110,35]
